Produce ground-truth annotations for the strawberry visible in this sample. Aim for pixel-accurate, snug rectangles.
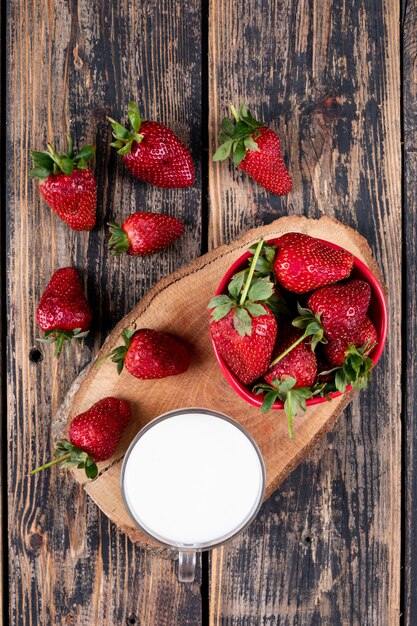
[209,241,277,385]
[36,268,92,356]
[264,326,317,388]
[103,328,190,379]
[108,102,194,188]
[30,135,96,230]
[307,279,371,341]
[324,316,378,367]
[108,211,185,256]
[273,233,354,294]
[30,397,132,479]
[213,101,292,196]
[210,305,277,385]
[251,325,317,438]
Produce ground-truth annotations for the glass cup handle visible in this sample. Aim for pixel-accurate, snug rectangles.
[178,551,196,583]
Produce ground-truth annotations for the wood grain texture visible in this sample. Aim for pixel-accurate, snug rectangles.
[208,0,401,624]
[53,216,383,550]
[6,0,202,623]
[403,1,417,624]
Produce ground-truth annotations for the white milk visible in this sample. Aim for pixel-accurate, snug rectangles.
[122,412,264,546]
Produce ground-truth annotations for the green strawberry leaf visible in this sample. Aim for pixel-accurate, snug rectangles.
[247,277,274,302]
[228,273,245,300]
[233,307,252,336]
[73,145,95,163]
[260,390,280,413]
[111,121,131,140]
[264,293,290,318]
[29,166,52,180]
[110,140,125,149]
[254,376,312,440]
[220,117,235,136]
[210,302,234,321]
[232,142,247,166]
[335,368,350,393]
[244,135,260,152]
[208,294,233,308]
[128,102,142,133]
[85,463,99,479]
[213,139,234,161]
[31,151,54,169]
[334,342,375,392]
[59,157,74,175]
[291,303,326,351]
[244,303,267,317]
[118,141,133,155]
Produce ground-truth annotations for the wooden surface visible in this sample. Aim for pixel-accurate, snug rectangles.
[3,1,409,626]
[403,1,417,624]
[5,0,203,624]
[54,216,380,549]
[208,1,402,624]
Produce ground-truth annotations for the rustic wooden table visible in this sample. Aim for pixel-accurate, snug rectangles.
[2,0,415,624]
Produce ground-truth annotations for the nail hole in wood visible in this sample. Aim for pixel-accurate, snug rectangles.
[29,348,43,363]
[127,616,137,625]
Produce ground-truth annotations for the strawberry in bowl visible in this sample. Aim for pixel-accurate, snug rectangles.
[208,234,387,439]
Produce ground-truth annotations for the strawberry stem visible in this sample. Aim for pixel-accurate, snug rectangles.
[30,453,71,475]
[287,391,294,440]
[269,332,308,367]
[239,240,264,306]
[231,105,239,122]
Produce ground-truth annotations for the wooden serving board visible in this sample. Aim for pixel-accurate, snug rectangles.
[53,215,384,555]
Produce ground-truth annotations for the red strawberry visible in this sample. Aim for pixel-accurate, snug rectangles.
[273,233,354,294]
[209,241,278,385]
[104,328,190,379]
[264,326,317,388]
[324,316,378,367]
[213,102,292,196]
[30,397,132,479]
[36,268,92,356]
[253,324,316,439]
[108,102,194,188]
[307,279,371,341]
[210,305,277,385]
[30,136,96,230]
[108,211,185,256]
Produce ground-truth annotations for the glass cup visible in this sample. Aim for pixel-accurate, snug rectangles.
[120,408,266,582]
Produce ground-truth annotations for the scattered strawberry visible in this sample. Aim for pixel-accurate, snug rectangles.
[307,279,371,341]
[324,316,378,367]
[36,268,92,356]
[108,102,194,188]
[30,397,132,479]
[108,211,185,256]
[213,101,292,196]
[273,233,354,293]
[209,241,277,385]
[102,328,190,379]
[30,135,96,230]
[265,325,317,388]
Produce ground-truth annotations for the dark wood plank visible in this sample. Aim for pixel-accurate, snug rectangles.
[403,1,417,624]
[6,0,202,623]
[208,0,401,623]
[0,0,5,622]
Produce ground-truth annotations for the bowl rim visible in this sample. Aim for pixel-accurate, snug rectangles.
[211,235,388,410]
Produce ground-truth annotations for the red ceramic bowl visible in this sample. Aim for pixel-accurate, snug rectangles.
[211,236,388,410]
